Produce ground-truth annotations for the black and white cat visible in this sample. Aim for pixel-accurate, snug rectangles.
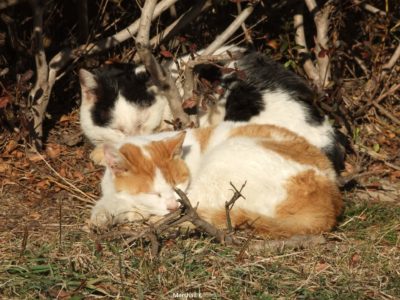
[79,48,344,172]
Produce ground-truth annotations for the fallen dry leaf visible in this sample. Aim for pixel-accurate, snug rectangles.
[0,162,11,173]
[0,95,10,108]
[315,262,330,272]
[4,140,18,154]
[46,143,62,159]
[28,153,44,162]
[349,253,361,268]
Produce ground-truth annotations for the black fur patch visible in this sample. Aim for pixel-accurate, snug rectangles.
[223,52,324,125]
[224,81,265,121]
[324,131,347,173]
[90,64,155,126]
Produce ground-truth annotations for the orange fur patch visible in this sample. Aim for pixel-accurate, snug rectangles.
[205,170,342,238]
[260,140,332,172]
[114,144,155,194]
[145,133,190,186]
[231,124,332,171]
[194,126,215,153]
[230,124,288,139]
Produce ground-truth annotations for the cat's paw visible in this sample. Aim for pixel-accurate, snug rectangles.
[89,206,113,229]
[90,145,106,165]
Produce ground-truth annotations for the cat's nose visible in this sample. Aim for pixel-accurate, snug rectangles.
[166,198,180,211]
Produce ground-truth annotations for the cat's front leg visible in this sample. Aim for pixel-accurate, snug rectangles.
[90,144,106,166]
[89,197,115,228]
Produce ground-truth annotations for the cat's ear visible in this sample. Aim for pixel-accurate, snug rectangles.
[164,131,186,160]
[103,144,130,176]
[79,69,98,102]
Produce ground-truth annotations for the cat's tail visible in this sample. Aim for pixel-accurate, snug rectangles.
[205,170,343,238]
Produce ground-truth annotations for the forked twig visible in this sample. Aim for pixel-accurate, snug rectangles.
[136,0,190,127]
[100,188,239,256]
[225,181,246,232]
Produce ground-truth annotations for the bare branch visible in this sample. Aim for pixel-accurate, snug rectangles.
[174,188,237,245]
[203,4,255,56]
[100,188,240,255]
[304,0,317,13]
[136,0,190,127]
[136,0,158,47]
[383,44,400,72]
[296,0,333,89]
[249,235,326,253]
[150,0,213,48]
[49,0,179,71]
[225,182,246,232]
[236,1,253,45]
[0,0,26,10]
[28,0,49,148]
[353,0,387,17]
[181,51,245,124]
[27,0,179,146]
[312,1,333,88]
[293,12,320,86]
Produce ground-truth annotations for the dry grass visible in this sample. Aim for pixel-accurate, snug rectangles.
[0,115,399,299]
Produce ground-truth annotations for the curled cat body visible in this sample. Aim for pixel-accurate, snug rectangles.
[79,47,345,172]
[90,122,343,238]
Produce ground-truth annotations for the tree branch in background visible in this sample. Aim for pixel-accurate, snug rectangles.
[181,51,245,126]
[352,0,387,17]
[311,0,333,88]
[236,1,253,45]
[294,0,333,90]
[383,44,400,72]
[177,3,255,125]
[351,1,399,75]
[0,0,26,10]
[136,0,190,127]
[150,0,212,49]
[28,0,49,148]
[203,4,255,56]
[293,11,320,87]
[27,0,179,147]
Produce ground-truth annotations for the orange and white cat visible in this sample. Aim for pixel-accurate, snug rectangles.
[90,122,343,238]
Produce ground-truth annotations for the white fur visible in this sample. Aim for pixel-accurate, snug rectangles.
[90,122,337,227]
[80,46,246,145]
[90,167,180,227]
[80,91,172,145]
[249,91,334,149]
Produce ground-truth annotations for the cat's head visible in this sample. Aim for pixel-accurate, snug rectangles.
[79,65,164,144]
[79,64,156,107]
[103,132,190,215]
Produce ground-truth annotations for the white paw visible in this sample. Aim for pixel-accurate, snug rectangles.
[90,145,106,166]
[89,206,113,229]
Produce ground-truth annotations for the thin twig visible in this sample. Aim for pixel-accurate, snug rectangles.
[149,0,212,48]
[225,181,246,232]
[101,188,240,255]
[203,4,255,55]
[181,51,245,126]
[33,149,96,203]
[293,11,320,87]
[353,0,387,17]
[28,0,49,148]
[136,0,190,127]
[355,83,400,117]
[383,43,400,72]
[236,1,253,45]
